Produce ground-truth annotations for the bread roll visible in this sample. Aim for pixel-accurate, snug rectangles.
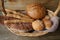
[32,20,44,31]
[43,16,52,29]
[26,3,46,19]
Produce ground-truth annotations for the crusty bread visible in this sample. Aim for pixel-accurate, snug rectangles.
[26,3,46,19]
[32,20,44,31]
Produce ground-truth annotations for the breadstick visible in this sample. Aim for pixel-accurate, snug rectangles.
[5,9,30,18]
[6,13,34,20]
[4,19,33,24]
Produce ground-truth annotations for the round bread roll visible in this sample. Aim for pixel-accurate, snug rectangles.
[32,20,44,31]
[43,16,52,29]
[26,3,46,19]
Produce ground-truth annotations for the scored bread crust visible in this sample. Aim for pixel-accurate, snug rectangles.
[26,3,46,19]
[5,21,33,32]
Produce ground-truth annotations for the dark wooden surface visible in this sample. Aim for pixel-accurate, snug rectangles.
[0,0,60,40]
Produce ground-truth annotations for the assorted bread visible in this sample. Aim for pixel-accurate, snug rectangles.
[2,3,53,33]
[2,9,34,32]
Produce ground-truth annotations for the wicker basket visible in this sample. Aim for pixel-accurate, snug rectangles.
[1,0,60,37]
